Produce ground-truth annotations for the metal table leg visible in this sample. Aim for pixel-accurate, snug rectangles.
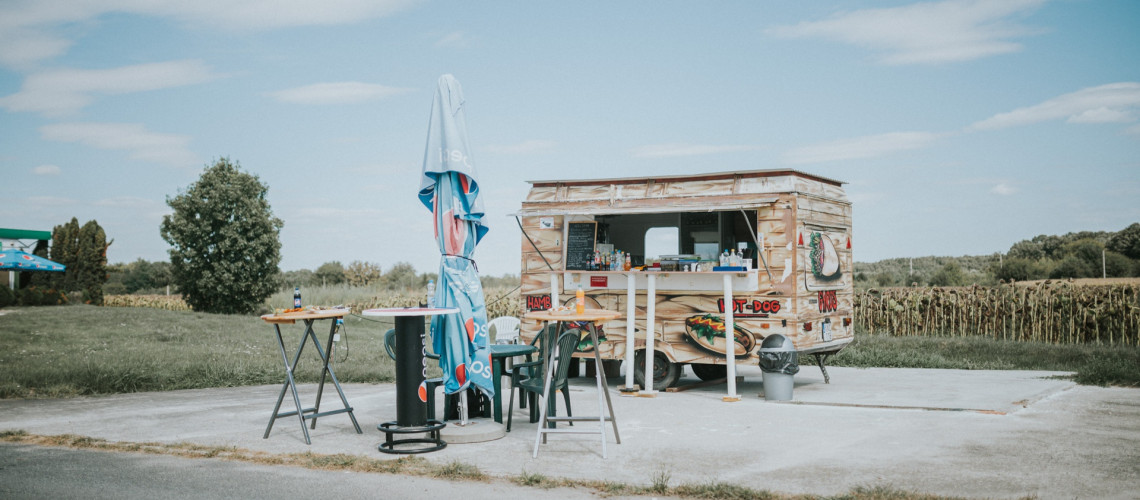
[264,318,361,444]
[264,324,312,444]
[533,321,620,459]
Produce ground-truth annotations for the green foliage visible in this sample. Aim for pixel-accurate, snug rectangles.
[33,218,109,304]
[1106,223,1140,259]
[76,220,109,305]
[0,286,13,307]
[928,262,966,287]
[111,258,174,294]
[1050,255,1094,279]
[378,261,419,289]
[160,158,283,314]
[313,261,345,286]
[344,260,382,287]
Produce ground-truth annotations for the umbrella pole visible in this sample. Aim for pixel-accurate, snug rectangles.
[457,391,470,426]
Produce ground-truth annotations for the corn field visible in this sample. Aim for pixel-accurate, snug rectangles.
[104,294,193,312]
[856,281,1140,345]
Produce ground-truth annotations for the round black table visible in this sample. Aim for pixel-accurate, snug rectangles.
[363,307,457,454]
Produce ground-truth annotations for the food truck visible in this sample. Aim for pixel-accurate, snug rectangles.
[514,169,853,388]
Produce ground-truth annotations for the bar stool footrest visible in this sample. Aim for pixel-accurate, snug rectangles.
[377,420,447,454]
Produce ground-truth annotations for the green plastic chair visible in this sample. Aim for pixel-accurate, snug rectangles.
[507,330,579,431]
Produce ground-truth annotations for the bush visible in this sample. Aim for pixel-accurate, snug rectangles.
[19,288,43,306]
[103,282,128,296]
[1051,255,1094,279]
[39,288,62,306]
[0,286,13,307]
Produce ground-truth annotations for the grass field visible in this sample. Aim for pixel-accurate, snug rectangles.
[831,329,1140,386]
[2,304,1138,398]
[0,305,426,398]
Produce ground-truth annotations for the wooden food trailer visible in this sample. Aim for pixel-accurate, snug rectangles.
[515,169,853,390]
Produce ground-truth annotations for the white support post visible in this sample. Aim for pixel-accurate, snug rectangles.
[641,273,656,396]
[624,272,637,392]
[550,273,559,309]
[723,273,740,401]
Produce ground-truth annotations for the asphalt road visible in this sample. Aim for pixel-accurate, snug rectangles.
[0,443,602,500]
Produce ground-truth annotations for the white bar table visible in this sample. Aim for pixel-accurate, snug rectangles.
[523,308,623,458]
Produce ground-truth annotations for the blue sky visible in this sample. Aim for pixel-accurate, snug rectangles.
[2,0,1138,277]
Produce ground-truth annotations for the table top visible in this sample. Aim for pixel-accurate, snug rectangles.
[489,343,537,357]
[260,308,349,324]
[524,308,622,323]
[361,307,459,317]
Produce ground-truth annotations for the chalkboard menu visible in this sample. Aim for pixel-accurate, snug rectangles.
[565,221,597,270]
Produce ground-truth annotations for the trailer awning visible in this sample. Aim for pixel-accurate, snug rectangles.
[512,197,779,217]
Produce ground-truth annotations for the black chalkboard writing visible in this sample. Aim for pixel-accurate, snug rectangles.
[565,222,597,271]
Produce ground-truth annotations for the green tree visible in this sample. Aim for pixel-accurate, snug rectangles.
[1103,251,1134,278]
[75,220,109,305]
[380,261,419,289]
[160,158,283,314]
[929,262,966,287]
[345,260,382,287]
[314,261,345,286]
[44,218,81,291]
[1107,223,1140,259]
[1050,255,1093,279]
[37,217,108,303]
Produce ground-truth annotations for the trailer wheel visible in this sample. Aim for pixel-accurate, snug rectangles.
[691,364,728,381]
[633,350,680,389]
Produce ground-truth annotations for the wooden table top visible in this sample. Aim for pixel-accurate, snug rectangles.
[524,308,622,323]
[260,308,350,324]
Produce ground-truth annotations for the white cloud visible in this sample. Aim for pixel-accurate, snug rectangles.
[630,143,759,159]
[484,140,556,155]
[0,0,421,67]
[0,60,218,116]
[991,182,1017,195]
[766,0,1045,65]
[32,164,60,175]
[435,31,469,48]
[783,131,942,164]
[267,82,413,105]
[970,82,1140,130]
[40,122,198,167]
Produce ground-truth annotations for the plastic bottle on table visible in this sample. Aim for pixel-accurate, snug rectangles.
[293,287,301,308]
[426,279,436,308]
[624,252,632,271]
[576,286,585,314]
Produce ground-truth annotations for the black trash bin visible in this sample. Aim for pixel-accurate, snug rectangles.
[757,334,798,401]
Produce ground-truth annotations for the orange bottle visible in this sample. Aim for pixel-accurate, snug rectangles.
[575,286,585,314]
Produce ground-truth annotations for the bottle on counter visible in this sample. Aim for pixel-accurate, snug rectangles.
[719,250,728,267]
[624,252,632,271]
[575,286,585,314]
[293,287,302,308]
[426,279,436,308]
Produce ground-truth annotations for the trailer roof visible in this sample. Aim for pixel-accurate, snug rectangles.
[525,168,844,187]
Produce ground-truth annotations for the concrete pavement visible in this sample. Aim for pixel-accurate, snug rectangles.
[2,365,1138,499]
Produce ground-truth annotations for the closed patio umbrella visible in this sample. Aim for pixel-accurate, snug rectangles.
[418,75,494,416]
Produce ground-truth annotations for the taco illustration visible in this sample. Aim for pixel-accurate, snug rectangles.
[683,314,755,358]
[809,232,842,280]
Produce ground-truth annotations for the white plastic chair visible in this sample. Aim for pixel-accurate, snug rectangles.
[487,316,521,344]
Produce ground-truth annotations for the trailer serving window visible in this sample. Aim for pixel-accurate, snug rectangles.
[593,210,759,266]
